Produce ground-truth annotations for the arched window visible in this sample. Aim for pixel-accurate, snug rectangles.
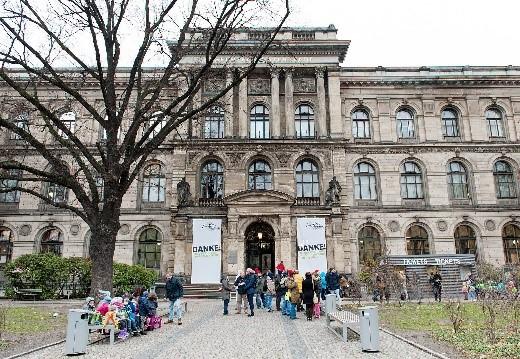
[44,182,68,203]
[0,227,13,265]
[447,161,469,200]
[57,111,76,139]
[406,225,429,255]
[354,162,377,200]
[137,228,162,270]
[295,160,319,198]
[494,161,517,199]
[400,162,424,199]
[144,111,167,139]
[441,109,460,137]
[454,225,477,254]
[200,161,224,199]
[486,108,504,138]
[352,109,370,139]
[295,104,315,138]
[396,109,415,139]
[142,164,165,202]
[0,169,21,203]
[358,226,382,264]
[503,223,520,264]
[248,160,272,190]
[40,228,64,256]
[204,106,225,139]
[250,105,269,139]
[10,112,29,140]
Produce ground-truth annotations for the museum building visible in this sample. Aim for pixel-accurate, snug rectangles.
[1,26,520,284]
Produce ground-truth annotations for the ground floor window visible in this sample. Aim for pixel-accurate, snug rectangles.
[40,228,64,256]
[358,226,382,264]
[406,225,429,255]
[137,228,162,271]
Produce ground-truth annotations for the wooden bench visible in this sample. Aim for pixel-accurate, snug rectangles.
[326,310,360,342]
[88,324,117,345]
[13,287,43,301]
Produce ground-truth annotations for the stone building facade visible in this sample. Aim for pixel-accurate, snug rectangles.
[1,26,520,278]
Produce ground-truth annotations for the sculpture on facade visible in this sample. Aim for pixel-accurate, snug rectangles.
[325,176,342,206]
[177,177,192,207]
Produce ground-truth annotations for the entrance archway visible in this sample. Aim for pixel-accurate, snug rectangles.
[245,221,275,272]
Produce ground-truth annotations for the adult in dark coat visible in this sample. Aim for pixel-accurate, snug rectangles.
[302,272,315,321]
[243,268,258,317]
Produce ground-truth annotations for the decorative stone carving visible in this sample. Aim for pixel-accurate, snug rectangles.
[388,221,399,233]
[70,224,80,235]
[18,224,31,236]
[274,152,291,167]
[293,78,316,93]
[119,224,130,235]
[177,177,193,207]
[485,219,496,231]
[437,220,448,232]
[203,79,225,94]
[248,79,270,94]
[226,152,246,168]
[325,176,342,206]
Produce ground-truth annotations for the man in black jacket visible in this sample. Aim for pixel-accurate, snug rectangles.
[165,272,184,325]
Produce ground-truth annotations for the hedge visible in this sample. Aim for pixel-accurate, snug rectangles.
[4,253,157,299]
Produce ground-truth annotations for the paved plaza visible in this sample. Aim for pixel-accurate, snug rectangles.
[23,299,438,359]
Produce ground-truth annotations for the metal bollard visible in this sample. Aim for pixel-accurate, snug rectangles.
[65,309,90,355]
[359,306,380,352]
[325,293,337,315]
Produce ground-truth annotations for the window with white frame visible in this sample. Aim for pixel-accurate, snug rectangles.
[441,108,460,137]
[486,108,505,138]
[250,105,270,139]
[396,109,415,139]
[204,106,225,139]
[447,161,469,200]
[295,104,315,138]
[493,161,517,199]
[400,162,424,199]
[10,112,29,140]
[0,169,21,203]
[354,162,377,200]
[57,112,76,139]
[142,164,166,202]
[352,109,370,139]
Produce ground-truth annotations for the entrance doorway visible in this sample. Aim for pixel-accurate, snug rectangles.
[244,221,275,273]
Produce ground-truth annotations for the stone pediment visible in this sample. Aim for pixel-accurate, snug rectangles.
[224,190,294,206]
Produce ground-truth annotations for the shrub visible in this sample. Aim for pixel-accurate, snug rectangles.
[4,254,157,299]
[112,263,157,296]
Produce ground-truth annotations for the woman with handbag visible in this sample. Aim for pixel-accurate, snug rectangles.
[302,272,315,321]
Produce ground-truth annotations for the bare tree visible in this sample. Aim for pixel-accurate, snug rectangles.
[0,0,290,294]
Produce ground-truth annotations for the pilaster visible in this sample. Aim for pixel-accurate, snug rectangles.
[238,69,248,138]
[270,68,281,138]
[284,68,294,138]
[316,67,327,138]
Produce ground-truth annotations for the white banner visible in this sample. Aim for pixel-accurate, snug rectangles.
[191,219,222,284]
[297,218,327,274]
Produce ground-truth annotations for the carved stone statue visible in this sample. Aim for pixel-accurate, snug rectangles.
[325,176,342,206]
[177,177,192,207]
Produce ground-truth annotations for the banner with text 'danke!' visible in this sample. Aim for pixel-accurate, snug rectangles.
[297,217,327,274]
[191,219,221,284]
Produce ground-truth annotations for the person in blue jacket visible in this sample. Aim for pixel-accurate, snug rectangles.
[243,268,258,317]
[319,271,327,300]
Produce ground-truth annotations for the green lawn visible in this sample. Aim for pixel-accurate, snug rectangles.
[379,302,520,359]
[2,307,66,334]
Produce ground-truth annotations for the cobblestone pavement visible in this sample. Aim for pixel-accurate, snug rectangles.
[25,299,437,359]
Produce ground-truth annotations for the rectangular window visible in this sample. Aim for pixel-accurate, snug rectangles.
[488,119,504,138]
[398,119,415,138]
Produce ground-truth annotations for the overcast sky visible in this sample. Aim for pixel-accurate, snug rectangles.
[289,0,520,67]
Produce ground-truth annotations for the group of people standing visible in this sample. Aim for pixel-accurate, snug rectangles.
[221,263,342,321]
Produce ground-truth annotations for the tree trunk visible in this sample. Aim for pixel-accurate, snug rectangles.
[89,211,120,296]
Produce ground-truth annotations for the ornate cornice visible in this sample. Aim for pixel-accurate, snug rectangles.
[341,78,520,88]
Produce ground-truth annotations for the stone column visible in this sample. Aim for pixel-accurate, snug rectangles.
[512,97,520,140]
[328,70,343,138]
[192,89,202,138]
[270,68,281,138]
[238,69,248,138]
[226,216,240,274]
[284,68,294,138]
[316,67,327,138]
[225,71,234,138]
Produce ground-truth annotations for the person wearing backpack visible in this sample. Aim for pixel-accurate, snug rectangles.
[166,272,184,325]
